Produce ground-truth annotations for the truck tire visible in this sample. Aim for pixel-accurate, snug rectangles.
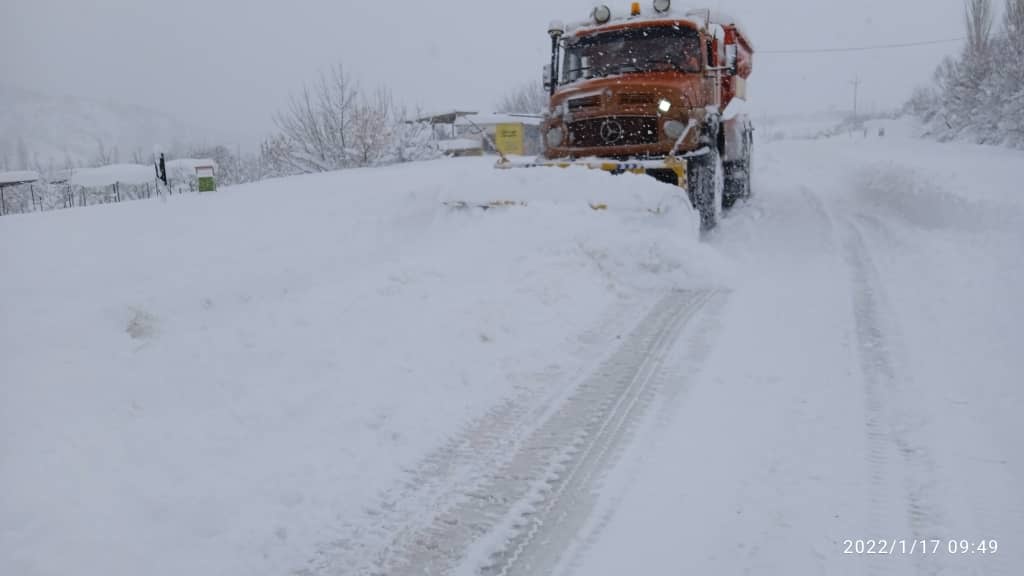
[723,130,753,210]
[723,157,751,209]
[687,147,722,232]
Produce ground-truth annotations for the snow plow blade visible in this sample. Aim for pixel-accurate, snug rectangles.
[444,153,705,213]
[493,147,714,187]
[495,157,689,189]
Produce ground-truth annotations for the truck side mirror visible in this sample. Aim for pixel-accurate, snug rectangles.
[543,64,553,90]
[725,45,738,75]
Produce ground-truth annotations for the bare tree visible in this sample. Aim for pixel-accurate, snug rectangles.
[1007,0,1024,52]
[966,0,995,56]
[267,63,445,175]
[92,138,116,166]
[496,79,549,114]
[273,64,359,173]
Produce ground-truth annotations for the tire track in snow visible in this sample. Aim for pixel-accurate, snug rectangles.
[851,209,1022,576]
[555,292,729,576]
[803,181,945,575]
[844,221,947,576]
[298,303,649,576]
[371,288,720,576]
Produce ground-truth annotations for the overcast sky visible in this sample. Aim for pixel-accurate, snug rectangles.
[3,0,968,145]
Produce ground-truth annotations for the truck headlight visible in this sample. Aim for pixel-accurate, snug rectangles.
[663,120,686,140]
[592,5,612,24]
[546,126,565,148]
[653,0,671,13]
[658,99,672,113]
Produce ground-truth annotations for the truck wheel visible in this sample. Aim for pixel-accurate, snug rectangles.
[723,157,751,209]
[687,147,722,232]
[723,131,753,209]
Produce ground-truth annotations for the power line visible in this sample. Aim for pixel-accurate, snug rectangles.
[760,37,965,55]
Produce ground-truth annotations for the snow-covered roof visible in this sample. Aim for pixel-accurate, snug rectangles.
[0,170,40,186]
[167,158,217,172]
[564,5,753,48]
[71,164,155,187]
[414,110,479,124]
[455,113,544,127]
[68,159,219,188]
[0,170,39,186]
[165,158,217,181]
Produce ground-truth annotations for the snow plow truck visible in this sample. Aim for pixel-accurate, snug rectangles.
[499,1,754,230]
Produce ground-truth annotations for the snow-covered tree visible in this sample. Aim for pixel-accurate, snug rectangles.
[911,0,1024,147]
[266,64,441,175]
[350,88,394,167]
[999,0,1024,145]
[389,108,441,164]
[271,65,360,173]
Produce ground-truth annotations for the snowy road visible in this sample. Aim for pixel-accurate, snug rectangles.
[568,133,1024,576]
[299,130,1024,575]
[2,124,1022,576]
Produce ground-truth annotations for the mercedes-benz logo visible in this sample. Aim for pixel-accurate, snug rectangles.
[599,119,624,144]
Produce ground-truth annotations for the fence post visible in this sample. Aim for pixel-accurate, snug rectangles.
[1,186,6,216]
[30,184,37,211]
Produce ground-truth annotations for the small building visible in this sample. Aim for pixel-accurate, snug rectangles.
[414,111,544,157]
[166,158,217,192]
[455,113,544,157]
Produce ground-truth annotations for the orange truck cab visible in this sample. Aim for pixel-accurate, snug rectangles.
[537,1,755,229]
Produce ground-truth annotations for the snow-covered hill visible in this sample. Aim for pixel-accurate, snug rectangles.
[0,84,219,171]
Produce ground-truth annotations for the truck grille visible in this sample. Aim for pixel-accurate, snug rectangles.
[619,93,655,106]
[568,116,659,147]
[568,95,602,111]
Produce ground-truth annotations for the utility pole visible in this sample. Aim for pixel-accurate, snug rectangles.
[850,77,861,121]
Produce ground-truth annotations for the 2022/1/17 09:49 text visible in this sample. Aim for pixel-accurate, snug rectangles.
[843,539,999,555]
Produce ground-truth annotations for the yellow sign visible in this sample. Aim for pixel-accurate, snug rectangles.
[495,123,524,156]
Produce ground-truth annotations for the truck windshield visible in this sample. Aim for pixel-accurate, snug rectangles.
[562,26,702,82]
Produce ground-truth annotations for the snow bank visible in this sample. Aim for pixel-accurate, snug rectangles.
[0,157,715,576]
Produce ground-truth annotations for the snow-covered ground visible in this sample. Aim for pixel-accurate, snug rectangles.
[2,122,1022,576]
[572,122,1024,576]
[0,158,714,576]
